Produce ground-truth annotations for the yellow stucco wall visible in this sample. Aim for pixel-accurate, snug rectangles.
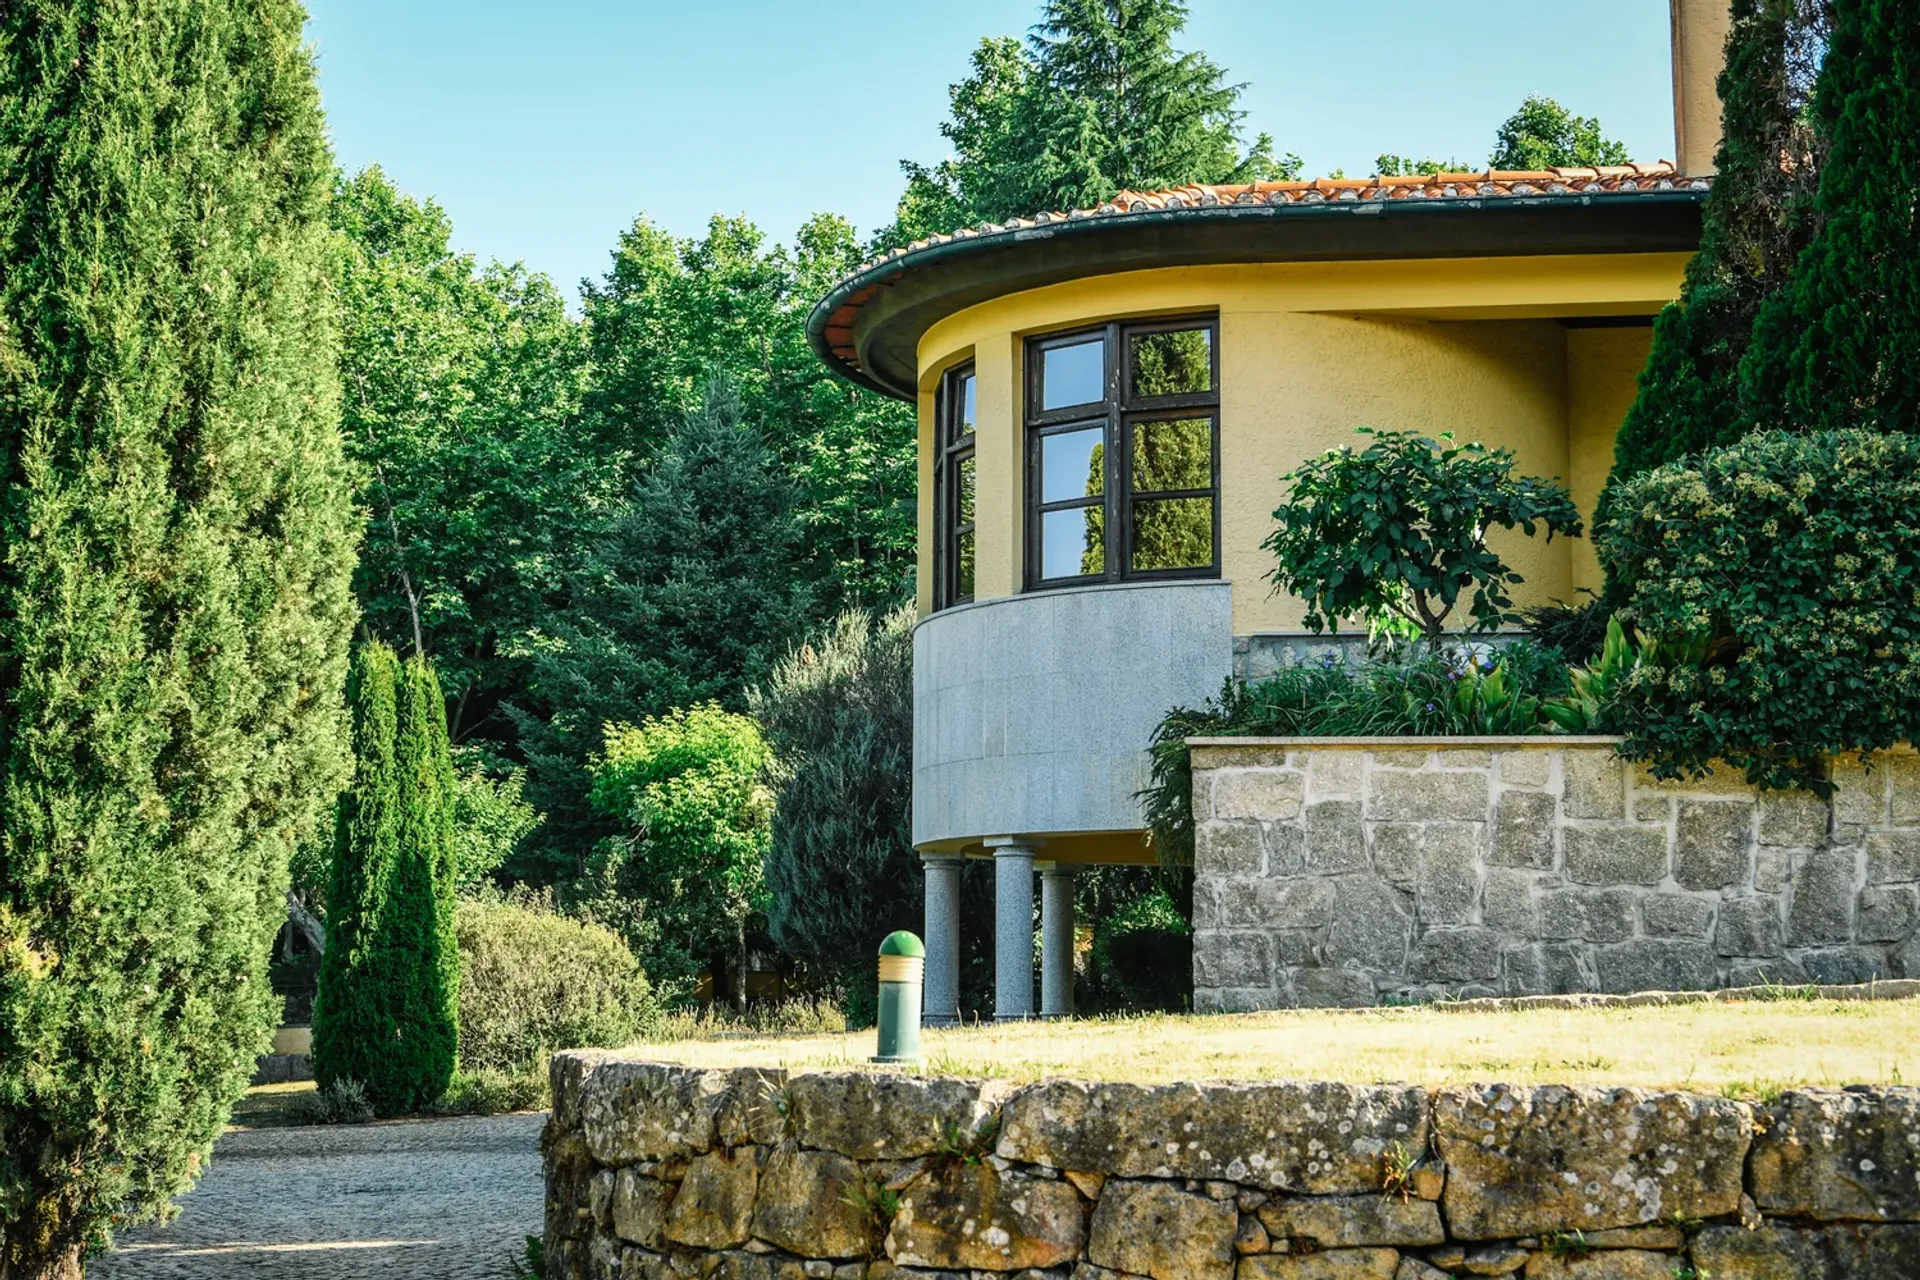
[1567,326,1656,595]
[914,255,1683,627]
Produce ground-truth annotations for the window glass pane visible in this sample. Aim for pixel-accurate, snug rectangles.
[1041,337,1105,410]
[1132,497,1213,571]
[1133,416,1212,492]
[957,529,975,599]
[957,455,976,526]
[1130,327,1212,398]
[1040,427,1105,504]
[957,373,976,439]
[1041,507,1106,579]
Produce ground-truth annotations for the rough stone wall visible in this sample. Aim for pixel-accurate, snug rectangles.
[1190,741,1920,1010]
[543,1054,1920,1280]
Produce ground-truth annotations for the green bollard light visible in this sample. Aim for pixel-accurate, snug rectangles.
[872,931,925,1064]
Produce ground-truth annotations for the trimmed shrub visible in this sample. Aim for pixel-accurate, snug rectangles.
[1600,429,1920,789]
[312,647,459,1115]
[0,4,356,1264]
[455,894,651,1073]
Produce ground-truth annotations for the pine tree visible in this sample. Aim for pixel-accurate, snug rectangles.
[0,1,357,1271]
[312,646,458,1116]
[1739,0,1920,434]
[1608,0,1831,499]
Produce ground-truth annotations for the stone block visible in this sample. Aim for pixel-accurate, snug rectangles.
[1369,769,1490,823]
[1632,760,1753,795]
[1305,802,1370,874]
[1417,832,1480,926]
[1540,888,1638,943]
[1220,878,1335,930]
[1563,750,1627,820]
[1293,966,1378,1008]
[1085,1179,1234,1280]
[1866,831,1920,884]
[664,1148,759,1249]
[611,1169,675,1247]
[1198,821,1263,876]
[1641,893,1714,938]
[1311,750,1366,797]
[1830,1225,1920,1277]
[1750,1088,1920,1222]
[580,1061,722,1165]
[1373,749,1431,769]
[1501,945,1548,996]
[1256,1195,1443,1248]
[1564,826,1667,886]
[1325,877,1412,974]
[1482,869,1537,934]
[1490,791,1556,868]
[1267,823,1308,877]
[1833,757,1886,826]
[1414,927,1502,982]
[1196,984,1293,1014]
[751,1148,870,1259]
[1595,938,1717,994]
[550,1050,613,1134]
[1214,770,1305,821]
[1858,884,1919,942]
[1194,932,1274,990]
[714,1069,790,1148]
[1760,788,1829,847]
[1788,851,1858,945]
[1715,896,1784,957]
[1434,1084,1750,1238]
[1629,794,1671,824]
[1728,958,1809,988]
[996,1079,1429,1194]
[885,1164,1086,1272]
[1691,1226,1836,1280]
[1542,942,1599,994]
[1674,800,1754,890]
[1755,846,1791,893]
[1191,878,1223,929]
[1274,929,1318,968]
[1897,937,1920,979]
[1370,824,1421,887]
[1499,750,1550,788]
[788,1073,1006,1161]
[1520,1252,1677,1280]
[1438,749,1492,770]
[1893,752,1920,826]
[1799,946,1886,985]
[1238,1252,1400,1280]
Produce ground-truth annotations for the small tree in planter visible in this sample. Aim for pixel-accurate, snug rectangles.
[1263,429,1582,643]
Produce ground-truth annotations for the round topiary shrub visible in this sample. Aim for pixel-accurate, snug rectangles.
[456,894,655,1073]
[1600,429,1920,789]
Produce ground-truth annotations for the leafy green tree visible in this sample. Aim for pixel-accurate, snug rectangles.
[587,705,774,1006]
[1263,429,1582,640]
[312,648,459,1116]
[1374,154,1471,177]
[1739,0,1920,436]
[750,608,918,1014]
[0,2,356,1270]
[511,384,813,880]
[1607,0,1831,504]
[449,748,542,891]
[334,167,599,747]
[1488,95,1631,169]
[886,0,1294,241]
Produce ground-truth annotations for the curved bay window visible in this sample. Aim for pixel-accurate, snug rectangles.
[934,363,977,609]
[1025,316,1219,590]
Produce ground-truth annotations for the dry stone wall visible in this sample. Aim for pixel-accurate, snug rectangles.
[1190,740,1920,1010]
[544,1053,1920,1280]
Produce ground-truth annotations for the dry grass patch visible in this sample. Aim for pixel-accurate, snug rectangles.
[624,997,1917,1093]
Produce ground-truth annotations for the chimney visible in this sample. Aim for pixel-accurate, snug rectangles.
[1671,0,1734,174]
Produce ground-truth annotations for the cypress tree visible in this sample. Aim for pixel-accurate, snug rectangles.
[1740,0,1920,433]
[312,646,458,1116]
[1607,0,1831,496]
[0,1,357,1272]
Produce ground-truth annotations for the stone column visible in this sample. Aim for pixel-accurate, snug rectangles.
[988,839,1036,1020]
[921,855,965,1026]
[1039,863,1076,1019]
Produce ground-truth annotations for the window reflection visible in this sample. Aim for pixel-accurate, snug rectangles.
[1042,337,1105,411]
[1041,428,1105,503]
[958,456,976,525]
[1133,417,1212,492]
[1042,508,1105,579]
[1132,497,1213,571]
[1130,327,1212,399]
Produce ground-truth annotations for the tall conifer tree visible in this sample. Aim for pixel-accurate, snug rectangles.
[0,1,356,1271]
[1607,0,1831,497]
[1740,0,1920,433]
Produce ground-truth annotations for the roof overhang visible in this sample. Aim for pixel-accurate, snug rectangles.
[808,189,1708,401]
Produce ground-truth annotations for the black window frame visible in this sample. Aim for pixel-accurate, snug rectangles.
[1023,315,1221,591]
[933,361,978,611]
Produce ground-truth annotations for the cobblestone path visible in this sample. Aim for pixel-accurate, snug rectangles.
[95,1112,546,1280]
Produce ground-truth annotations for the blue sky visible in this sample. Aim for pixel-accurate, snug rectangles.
[307,1,1677,300]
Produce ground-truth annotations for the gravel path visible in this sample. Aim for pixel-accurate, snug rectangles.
[95,1112,546,1280]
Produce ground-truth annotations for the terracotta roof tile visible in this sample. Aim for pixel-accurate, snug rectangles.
[813,162,1710,377]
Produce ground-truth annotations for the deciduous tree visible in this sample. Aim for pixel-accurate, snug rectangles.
[1488,95,1631,170]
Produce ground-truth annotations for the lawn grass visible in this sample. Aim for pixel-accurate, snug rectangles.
[623,996,1918,1094]
[228,1080,317,1129]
